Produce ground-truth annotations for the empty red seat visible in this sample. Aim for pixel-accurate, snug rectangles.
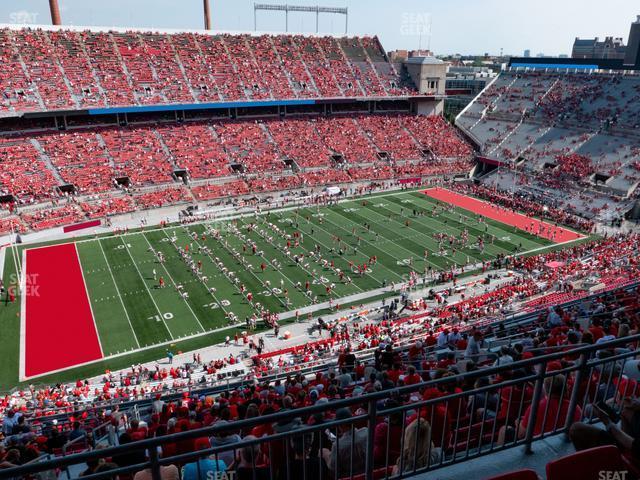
[341,466,394,480]
[485,469,539,480]
[546,446,629,480]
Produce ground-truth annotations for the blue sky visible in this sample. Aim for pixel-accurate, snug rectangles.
[0,0,637,56]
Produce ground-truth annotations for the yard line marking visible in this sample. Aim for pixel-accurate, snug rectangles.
[180,224,283,313]
[118,235,174,340]
[140,230,206,333]
[321,208,445,272]
[327,204,450,274]
[517,237,584,257]
[271,210,391,282]
[49,186,418,250]
[163,227,233,317]
[97,238,141,349]
[411,192,543,252]
[18,248,26,381]
[358,194,516,259]
[317,206,439,273]
[75,244,105,357]
[251,215,365,295]
[239,222,339,302]
[280,209,407,282]
[354,195,514,262]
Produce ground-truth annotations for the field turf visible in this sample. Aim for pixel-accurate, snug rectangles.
[0,189,584,388]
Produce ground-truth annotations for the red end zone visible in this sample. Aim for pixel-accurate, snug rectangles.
[422,187,583,243]
[22,243,102,379]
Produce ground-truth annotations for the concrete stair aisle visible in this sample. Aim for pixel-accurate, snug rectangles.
[267,35,302,98]
[290,36,323,96]
[30,138,66,185]
[5,30,47,111]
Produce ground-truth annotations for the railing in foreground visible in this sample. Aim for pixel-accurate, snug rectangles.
[1,334,638,480]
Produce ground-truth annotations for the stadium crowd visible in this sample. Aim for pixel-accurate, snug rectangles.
[453,182,595,232]
[0,113,473,236]
[0,28,417,116]
[0,23,639,480]
[457,69,640,227]
[0,275,638,478]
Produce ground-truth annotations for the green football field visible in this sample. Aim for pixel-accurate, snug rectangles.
[1,189,580,389]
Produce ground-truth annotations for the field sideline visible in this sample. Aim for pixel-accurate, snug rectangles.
[0,188,588,388]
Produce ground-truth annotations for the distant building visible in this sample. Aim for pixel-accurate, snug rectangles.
[388,50,408,62]
[408,49,434,58]
[625,16,640,67]
[523,49,531,57]
[388,49,433,62]
[403,56,448,115]
[444,66,497,118]
[571,36,626,59]
[404,56,446,94]
[509,16,640,72]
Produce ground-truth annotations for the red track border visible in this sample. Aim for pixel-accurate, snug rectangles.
[422,187,584,243]
[22,243,103,379]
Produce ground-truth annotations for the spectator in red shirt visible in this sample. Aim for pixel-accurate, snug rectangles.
[373,400,403,466]
[498,374,581,444]
[589,319,606,342]
[403,366,422,386]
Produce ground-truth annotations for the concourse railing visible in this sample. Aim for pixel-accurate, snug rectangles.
[1,332,638,480]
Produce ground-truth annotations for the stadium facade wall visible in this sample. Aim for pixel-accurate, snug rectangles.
[508,56,639,71]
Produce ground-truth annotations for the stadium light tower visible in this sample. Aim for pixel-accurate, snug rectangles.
[254,4,348,34]
[49,0,62,25]
[203,0,212,30]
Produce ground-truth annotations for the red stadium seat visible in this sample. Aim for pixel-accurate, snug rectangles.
[546,446,630,480]
[485,469,539,480]
[341,466,395,480]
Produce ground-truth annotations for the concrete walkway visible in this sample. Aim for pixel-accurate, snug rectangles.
[420,434,574,480]
[82,267,519,385]
[0,181,399,248]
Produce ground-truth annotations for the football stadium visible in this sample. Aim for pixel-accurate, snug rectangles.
[0,1,639,479]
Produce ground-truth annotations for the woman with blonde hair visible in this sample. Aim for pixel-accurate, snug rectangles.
[392,418,441,474]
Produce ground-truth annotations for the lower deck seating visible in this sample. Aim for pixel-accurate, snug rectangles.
[0,114,474,232]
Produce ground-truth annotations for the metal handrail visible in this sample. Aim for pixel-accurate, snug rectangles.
[90,420,113,448]
[61,433,89,456]
[17,279,639,423]
[2,332,639,480]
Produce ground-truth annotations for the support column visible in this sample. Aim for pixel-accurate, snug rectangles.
[203,0,211,30]
[49,0,62,25]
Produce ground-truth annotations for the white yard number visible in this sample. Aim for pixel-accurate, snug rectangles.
[148,312,174,322]
[115,243,132,249]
